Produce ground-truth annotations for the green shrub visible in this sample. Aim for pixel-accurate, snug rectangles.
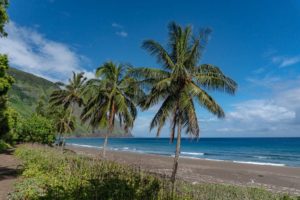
[0,139,11,152]
[2,107,22,144]
[17,115,55,145]
[10,145,298,200]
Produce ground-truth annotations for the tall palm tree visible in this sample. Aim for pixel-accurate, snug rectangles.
[81,62,143,157]
[131,22,237,188]
[50,72,87,147]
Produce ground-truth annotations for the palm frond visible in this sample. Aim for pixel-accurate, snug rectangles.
[189,83,225,118]
[142,40,175,70]
[194,64,237,94]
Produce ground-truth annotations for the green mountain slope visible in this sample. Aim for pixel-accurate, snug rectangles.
[8,68,59,117]
[7,68,132,137]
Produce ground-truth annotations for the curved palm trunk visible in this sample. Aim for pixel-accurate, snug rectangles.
[171,121,182,193]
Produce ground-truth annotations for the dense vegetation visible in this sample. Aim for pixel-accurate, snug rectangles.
[7,67,60,117]
[7,68,132,137]
[0,0,14,151]
[0,55,14,137]
[10,145,298,200]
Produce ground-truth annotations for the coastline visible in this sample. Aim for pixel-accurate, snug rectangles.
[66,144,300,195]
[66,141,297,167]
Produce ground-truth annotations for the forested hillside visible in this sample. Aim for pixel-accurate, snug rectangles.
[7,68,131,137]
[7,68,59,116]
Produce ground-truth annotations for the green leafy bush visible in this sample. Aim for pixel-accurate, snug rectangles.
[0,139,11,152]
[17,115,55,145]
[10,145,298,200]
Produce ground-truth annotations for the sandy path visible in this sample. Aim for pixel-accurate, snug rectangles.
[0,150,20,200]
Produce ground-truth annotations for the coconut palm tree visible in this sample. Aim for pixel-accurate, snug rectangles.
[131,22,237,189]
[51,107,75,148]
[81,62,143,157]
[50,72,87,147]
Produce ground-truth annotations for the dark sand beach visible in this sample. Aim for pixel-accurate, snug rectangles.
[67,145,300,195]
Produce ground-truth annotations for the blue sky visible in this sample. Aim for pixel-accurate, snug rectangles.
[1,0,300,137]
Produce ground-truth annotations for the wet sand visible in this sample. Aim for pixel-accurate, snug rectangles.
[67,145,300,195]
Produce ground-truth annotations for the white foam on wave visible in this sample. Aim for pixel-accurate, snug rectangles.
[180,156,202,160]
[203,158,225,162]
[233,161,285,167]
[181,152,204,156]
[253,156,268,159]
[68,143,101,149]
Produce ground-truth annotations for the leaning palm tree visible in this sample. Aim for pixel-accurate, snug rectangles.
[81,62,143,158]
[50,72,87,147]
[131,22,237,189]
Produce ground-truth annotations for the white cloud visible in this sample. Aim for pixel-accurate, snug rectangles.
[116,31,128,38]
[204,86,300,137]
[0,22,93,82]
[272,55,300,67]
[111,22,128,38]
[276,88,300,109]
[228,100,295,123]
[112,22,123,29]
[247,76,281,88]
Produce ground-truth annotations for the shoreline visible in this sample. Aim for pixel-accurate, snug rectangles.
[66,144,300,195]
[67,143,296,168]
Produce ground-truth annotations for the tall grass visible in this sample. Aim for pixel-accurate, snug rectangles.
[9,145,298,200]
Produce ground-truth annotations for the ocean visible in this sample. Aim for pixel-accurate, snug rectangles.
[66,137,300,167]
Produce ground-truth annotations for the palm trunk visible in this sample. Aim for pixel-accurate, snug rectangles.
[102,101,115,158]
[62,103,74,152]
[171,120,182,193]
[57,132,62,148]
[61,136,65,152]
[102,132,109,158]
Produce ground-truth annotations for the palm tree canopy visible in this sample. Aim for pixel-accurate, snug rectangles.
[81,62,144,133]
[131,22,237,141]
[50,72,87,109]
[50,107,75,134]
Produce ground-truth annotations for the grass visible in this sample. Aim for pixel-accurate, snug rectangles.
[9,145,299,200]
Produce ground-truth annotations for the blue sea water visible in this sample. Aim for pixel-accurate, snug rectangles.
[66,137,300,167]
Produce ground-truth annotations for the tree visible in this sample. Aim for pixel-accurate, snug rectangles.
[81,62,143,157]
[131,22,237,189]
[0,0,12,138]
[50,107,75,147]
[35,96,75,147]
[35,95,48,117]
[50,72,87,147]
[0,0,9,37]
[0,55,14,137]
[18,114,55,145]
[4,107,20,143]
